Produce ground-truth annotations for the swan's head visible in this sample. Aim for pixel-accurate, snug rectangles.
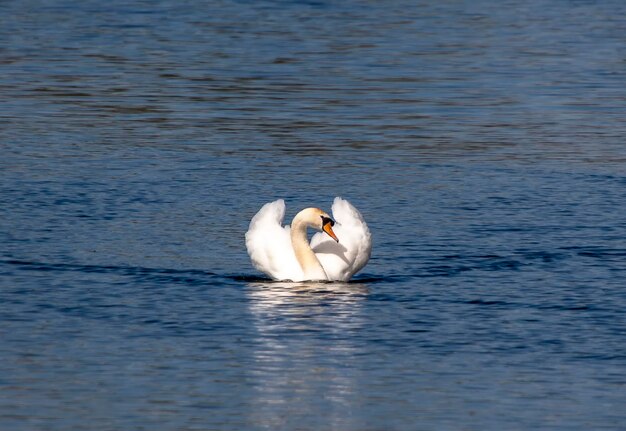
[295,207,339,243]
[319,212,339,243]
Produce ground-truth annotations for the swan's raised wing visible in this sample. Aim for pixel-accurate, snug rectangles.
[311,197,371,281]
[245,199,303,281]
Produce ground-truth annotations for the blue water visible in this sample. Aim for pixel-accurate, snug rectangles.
[2,1,626,430]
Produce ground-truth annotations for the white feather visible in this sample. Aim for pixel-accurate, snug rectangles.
[245,199,303,281]
[310,197,372,281]
[245,197,371,282]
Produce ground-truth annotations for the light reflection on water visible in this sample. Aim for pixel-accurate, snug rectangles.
[245,281,369,429]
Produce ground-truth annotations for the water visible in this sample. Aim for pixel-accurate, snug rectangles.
[2,0,626,429]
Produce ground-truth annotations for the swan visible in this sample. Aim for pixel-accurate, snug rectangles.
[245,197,371,282]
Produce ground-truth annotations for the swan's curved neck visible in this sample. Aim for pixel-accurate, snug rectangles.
[291,211,328,281]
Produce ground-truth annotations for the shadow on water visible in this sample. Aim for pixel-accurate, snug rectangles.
[0,255,543,287]
[2,258,385,288]
[1,258,218,286]
[2,258,396,292]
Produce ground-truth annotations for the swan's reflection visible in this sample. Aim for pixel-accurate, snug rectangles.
[245,280,368,429]
[247,280,369,306]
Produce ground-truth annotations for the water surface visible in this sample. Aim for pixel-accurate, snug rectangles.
[2,1,626,430]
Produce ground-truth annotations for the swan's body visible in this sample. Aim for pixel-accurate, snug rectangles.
[246,197,371,282]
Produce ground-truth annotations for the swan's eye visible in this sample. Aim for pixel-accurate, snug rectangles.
[321,216,335,227]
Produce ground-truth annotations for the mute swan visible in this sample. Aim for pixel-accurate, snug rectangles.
[246,197,371,282]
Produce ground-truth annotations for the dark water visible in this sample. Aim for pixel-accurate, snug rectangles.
[2,0,626,429]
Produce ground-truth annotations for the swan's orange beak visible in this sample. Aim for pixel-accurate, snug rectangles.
[323,222,339,243]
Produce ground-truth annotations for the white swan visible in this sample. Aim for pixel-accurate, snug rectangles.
[246,197,371,282]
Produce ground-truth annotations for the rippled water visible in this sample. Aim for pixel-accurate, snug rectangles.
[2,1,626,430]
